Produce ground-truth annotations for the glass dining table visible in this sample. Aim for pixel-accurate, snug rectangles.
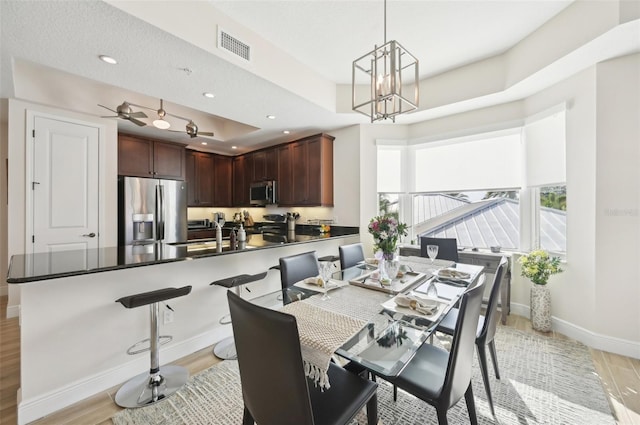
[265,256,485,379]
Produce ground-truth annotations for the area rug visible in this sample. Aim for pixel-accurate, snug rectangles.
[112,326,615,425]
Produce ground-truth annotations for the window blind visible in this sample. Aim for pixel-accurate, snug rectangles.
[412,132,521,192]
[523,110,566,187]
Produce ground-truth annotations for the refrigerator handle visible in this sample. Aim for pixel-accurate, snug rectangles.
[156,184,165,241]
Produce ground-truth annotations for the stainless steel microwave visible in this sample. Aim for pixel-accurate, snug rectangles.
[250,180,277,206]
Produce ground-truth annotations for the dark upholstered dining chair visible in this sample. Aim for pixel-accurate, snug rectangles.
[339,243,365,270]
[436,256,508,417]
[420,237,460,262]
[279,251,319,289]
[227,291,379,425]
[380,276,485,425]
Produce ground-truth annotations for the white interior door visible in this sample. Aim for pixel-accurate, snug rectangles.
[31,116,100,259]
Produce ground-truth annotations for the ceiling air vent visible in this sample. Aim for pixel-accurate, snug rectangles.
[218,28,251,62]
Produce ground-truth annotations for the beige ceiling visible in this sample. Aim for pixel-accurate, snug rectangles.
[1,0,635,155]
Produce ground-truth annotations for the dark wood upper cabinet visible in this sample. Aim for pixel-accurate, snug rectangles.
[185,150,215,206]
[233,154,253,207]
[118,134,185,180]
[213,155,233,207]
[253,149,278,181]
[277,144,293,205]
[287,134,334,206]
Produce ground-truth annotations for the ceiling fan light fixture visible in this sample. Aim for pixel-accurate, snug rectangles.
[352,0,419,123]
[153,119,171,130]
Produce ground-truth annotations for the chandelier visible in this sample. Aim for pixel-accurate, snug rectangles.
[352,0,419,122]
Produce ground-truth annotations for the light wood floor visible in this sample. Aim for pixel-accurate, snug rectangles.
[1,295,638,424]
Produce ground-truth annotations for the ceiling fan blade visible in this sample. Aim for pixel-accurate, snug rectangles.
[128,111,148,119]
[100,115,118,119]
[98,104,117,114]
[128,117,147,127]
[198,131,215,137]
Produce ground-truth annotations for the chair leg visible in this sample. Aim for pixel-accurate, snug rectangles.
[242,405,254,425]
[366,393,378,425]
[435,406,449,425]
[476,344,496,418]
[464,383,478,425]
[488,340,501,379]
[393,384,397,402]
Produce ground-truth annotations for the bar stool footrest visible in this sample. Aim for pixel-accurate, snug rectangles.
[126,336,173,355]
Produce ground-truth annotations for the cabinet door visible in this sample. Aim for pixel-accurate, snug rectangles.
[233,155,249,206]
[185,150,197,206]
[306,138,323,205]
[291,141,308,204]
[196,153,215,206]
[153,141,185,180]
[265,148,278,180]
[214,155,233,206]
[277,144,293,205]
[252,151,266,181]
[118,135,153,177]
[309,135,333,206]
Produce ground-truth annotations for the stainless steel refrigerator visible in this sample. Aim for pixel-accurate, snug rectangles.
[118,176,187,246]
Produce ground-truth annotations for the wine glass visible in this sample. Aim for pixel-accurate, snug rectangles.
[427,245,439,265]
[385,260,400,297]
[319,261,332,300]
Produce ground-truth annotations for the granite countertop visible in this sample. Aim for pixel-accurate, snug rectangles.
[7,226,359,284]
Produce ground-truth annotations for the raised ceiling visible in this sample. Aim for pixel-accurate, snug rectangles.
[3,0,634,155]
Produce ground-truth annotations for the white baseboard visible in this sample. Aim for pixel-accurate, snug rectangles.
[7,304,19,319]
[509,302,639,359]
[18,326,233,425]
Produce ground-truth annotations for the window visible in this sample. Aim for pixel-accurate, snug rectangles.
[538,185,567,253]
[412,190,520,250]
[376,106,567,254]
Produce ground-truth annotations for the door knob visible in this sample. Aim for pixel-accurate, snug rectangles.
[82,232,96,238]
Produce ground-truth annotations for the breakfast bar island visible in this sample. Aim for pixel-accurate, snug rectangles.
[7,228,359,424]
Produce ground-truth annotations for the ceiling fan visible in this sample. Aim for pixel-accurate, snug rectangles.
[138,99,215,138]
[170,120,215,138]
[98,102,147,127]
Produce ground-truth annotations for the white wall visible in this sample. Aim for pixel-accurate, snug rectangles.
[5,99,118,315]
[594,53,640,343]
[0,100,7,297]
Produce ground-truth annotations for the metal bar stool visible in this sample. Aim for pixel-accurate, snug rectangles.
[114,285,192,408]
[210,272,268,360]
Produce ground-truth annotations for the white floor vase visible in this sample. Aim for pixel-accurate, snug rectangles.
[530,284,552,332]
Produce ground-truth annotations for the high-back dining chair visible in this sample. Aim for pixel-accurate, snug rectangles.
[227,291,379,425]
[279,251,319,289]
[420,237,460,262]
[436,256,508,417]
[381,276,485,425]
[339,243,365,270]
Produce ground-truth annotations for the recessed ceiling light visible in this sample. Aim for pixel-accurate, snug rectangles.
[201,142,208,145]
[266,115,276,120]
[231,146,238,149]
[98,55,117,65]
[283,130,290,134]
[203,92,215,99]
